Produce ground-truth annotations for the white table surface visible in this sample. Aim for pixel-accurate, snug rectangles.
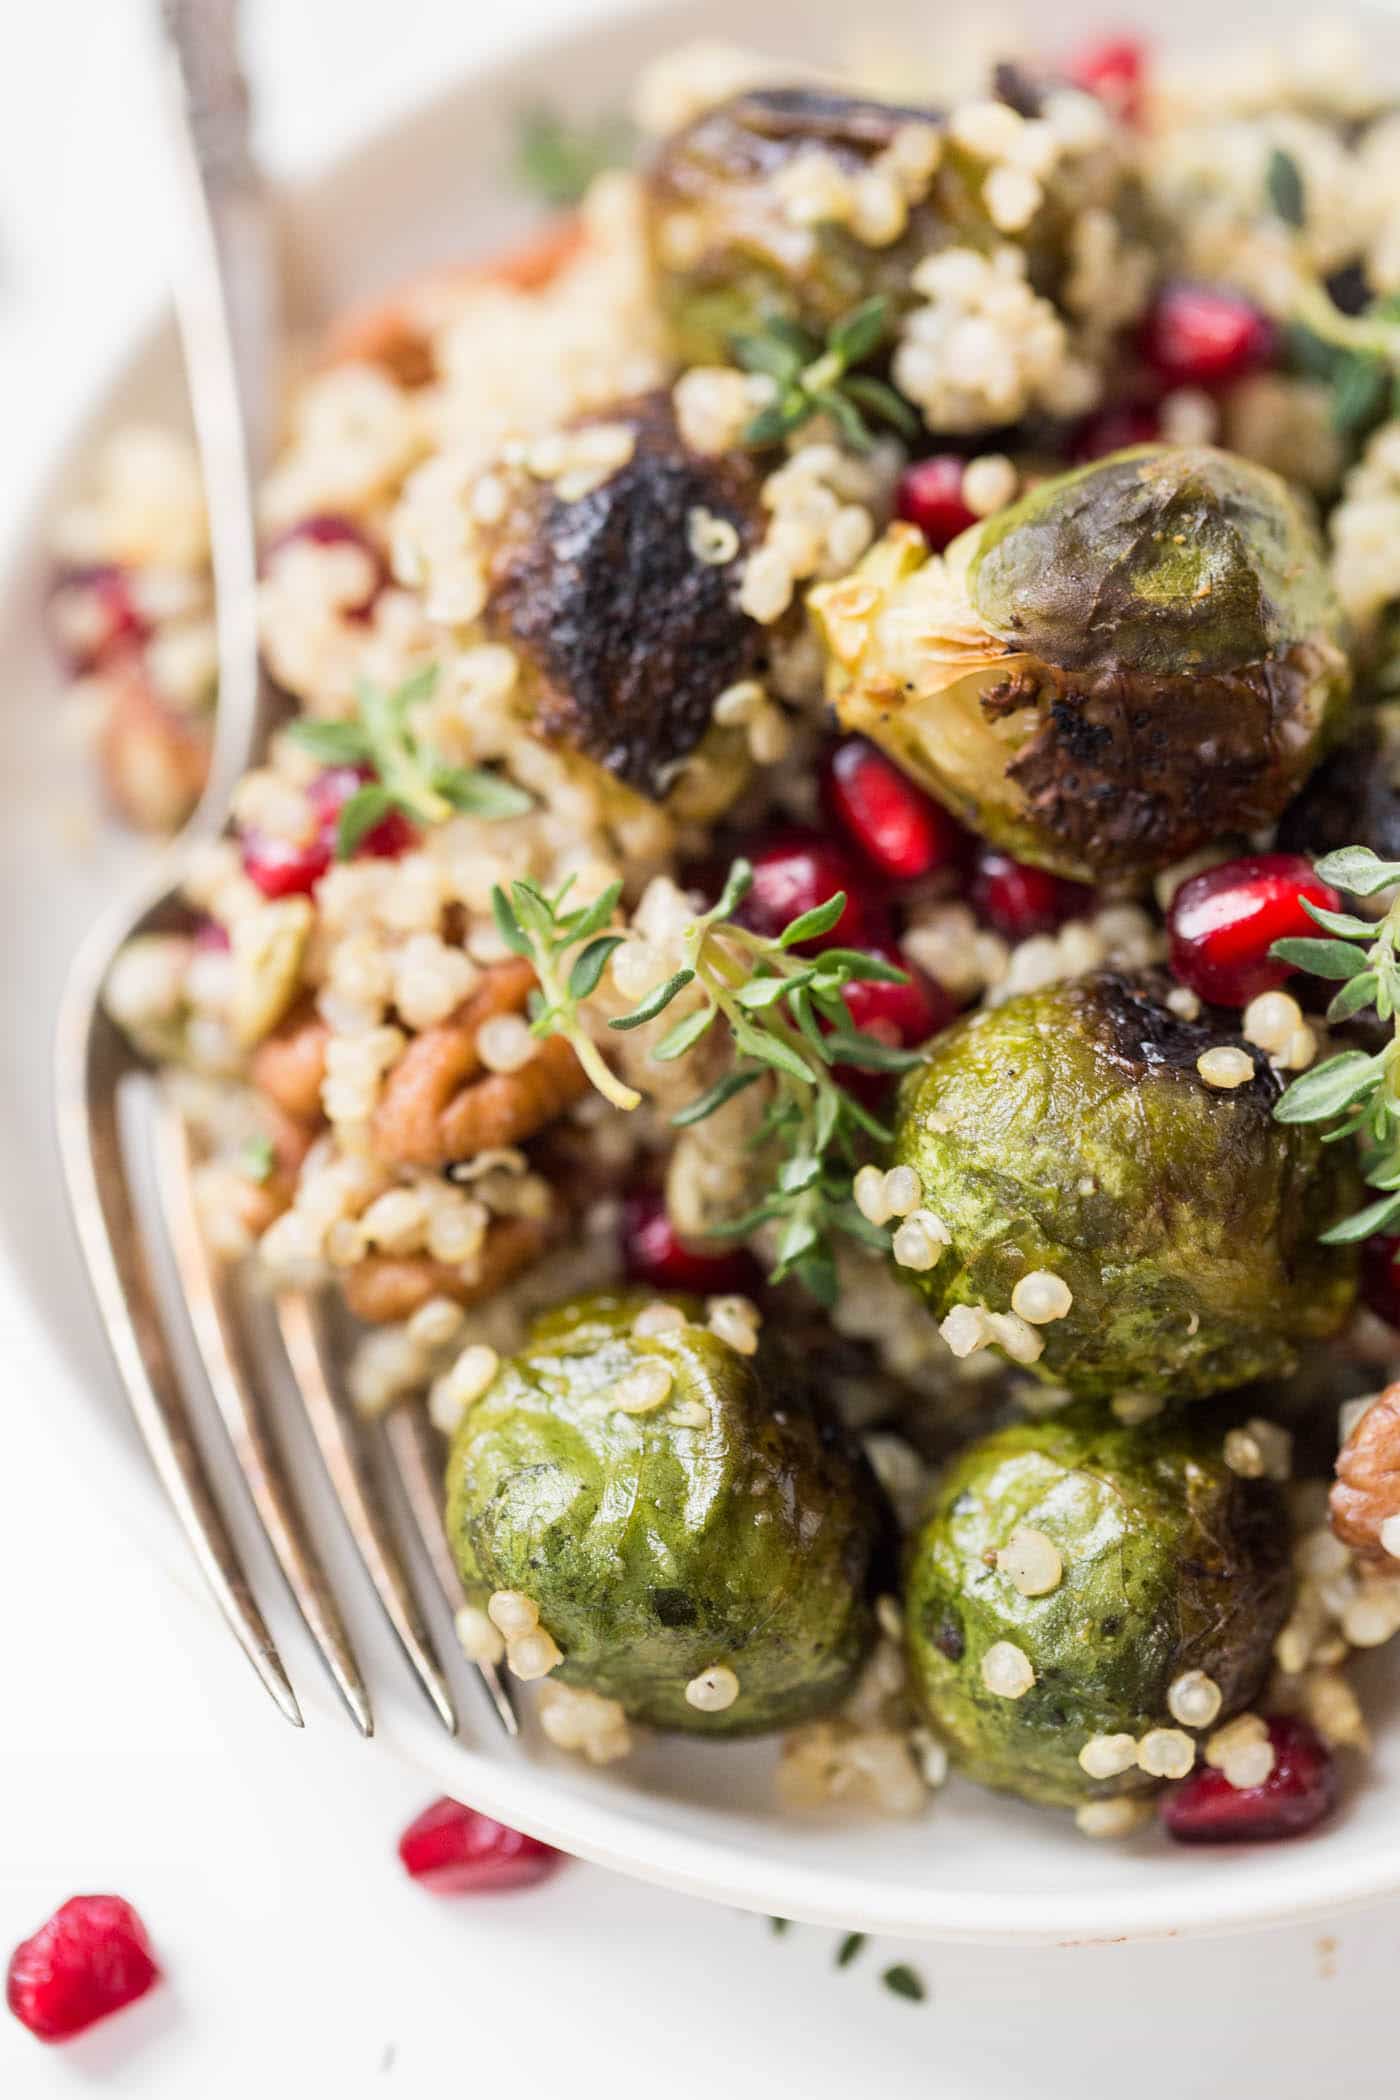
[3,4,1399,2093]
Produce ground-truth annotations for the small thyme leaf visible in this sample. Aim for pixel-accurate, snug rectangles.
[670,1067,764,1127]
[609,969,695,1029]
[434,767,534,821]
[513,104,636,206]
[769,1917,792,1936]
[1314,846,1400,895]
[836,1931,867,1969]
[1267,936,1371,980]
[489,878,639,1112]
[1266,146,1306,228]
[778,894,847,947]
[568,935,625,1001]
[1301,898,1383,939]
[738,296,914,452]
[1327,971,1381,1023]
[652,1006,716,1062]
[1320,1189,1400,1243]
[285,717,372,764]
[335,784,394,859]
[1273,1049,1380,1122]
[491,887,533,959]
[881,1964,926,2003]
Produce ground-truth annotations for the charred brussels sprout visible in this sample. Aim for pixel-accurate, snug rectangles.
[812,446,1352,880]
[888,970,1358,1400]
[444,1291,888,1734]
[904,1406,1293,1807]
[646,87,1140,366]
[479,391,765,805]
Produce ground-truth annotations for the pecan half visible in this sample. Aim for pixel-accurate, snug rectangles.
[251,1001,330,1124]
[1331,1381,1400,1562]
[98,660,211,831]
[343,1215,551,1323]
[371,959,587,1169]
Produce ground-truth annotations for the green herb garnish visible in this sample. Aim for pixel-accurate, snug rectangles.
[1270,845,1400,1241]
[1286,283,1400,437]
[491,874,640,1112]
[1266,146,1307,230]
[880,1963,926,2003]
[513,104,636,206]
[835,1931,868,1968]
[237,1134,276,1184]
[286,665,532,857]
[734,297,918,453]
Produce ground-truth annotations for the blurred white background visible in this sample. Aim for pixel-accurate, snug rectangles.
[3,3,1400,2093]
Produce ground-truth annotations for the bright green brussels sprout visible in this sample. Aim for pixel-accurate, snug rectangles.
[904,1405,1293,1807]
[444,1290,889,1735]
[812,446,1352,880]
[888,969,1358,1401]
[645,87,1137,365]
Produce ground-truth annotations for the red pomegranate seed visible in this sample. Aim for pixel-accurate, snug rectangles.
[1160,1717,1338,1844]
[740,832,883,950]
[1067,36,1147,124]
[240,827,334,900]
[895,455,977,552]
[621,1191,760,1295]
[1167,852,1341,1008]
[1362,1236,1400,1329]
[263,514,387,618]
[1068,402,1162,464]
[47,563,151,674]
[823,738,969,883]
[1141,284,1277,390]
[970,848,1092,940]
[840,944,954,1047]
[240,764,415,898]
[306,764,418,859]
[398,1799,564,1894]
[7,1895,159,2044]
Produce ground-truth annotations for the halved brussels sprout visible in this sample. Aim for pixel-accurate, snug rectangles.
[888,969,1358,1400]
[479,391,764,807]
[444,1291,889,1735]
[812,446,1352,880]
[904,1405,1293,1807]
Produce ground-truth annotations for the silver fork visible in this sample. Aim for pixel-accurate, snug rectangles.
[52,0,516,1741]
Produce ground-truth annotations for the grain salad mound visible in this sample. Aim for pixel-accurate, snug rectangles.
[56,21,1400,1841]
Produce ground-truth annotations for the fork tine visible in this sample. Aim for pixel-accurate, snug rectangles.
[381,1402,519,1736]
[55,1004,302,1727]
[274,1291,457,1733]
[150,1094,374,1736]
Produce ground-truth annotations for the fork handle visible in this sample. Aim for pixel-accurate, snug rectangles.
[157,0,279,822]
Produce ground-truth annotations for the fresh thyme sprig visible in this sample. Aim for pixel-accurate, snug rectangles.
[1267,149,1400,436]
[1270,845,1400,1242]
[734,297,919,453]
[287,665,532,856]
[513,104,637,207]
[491,875,641,1112]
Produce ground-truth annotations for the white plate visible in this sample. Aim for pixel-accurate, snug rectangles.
[8,0,1400,1946]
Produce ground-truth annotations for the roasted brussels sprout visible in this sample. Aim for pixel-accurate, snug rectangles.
[646,87,1133,364]
[904,1406,1293,1807]
[888,970,1358,1400]
[812,446,1352,880]
[444,1291,889,1734]
[479,391,765,804]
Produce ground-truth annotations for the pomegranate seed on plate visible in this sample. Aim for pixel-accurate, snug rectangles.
[1167,852,1341,1008]
[1068,402,1162,464]
[1160,1717,1338,1843]
[739,832,882,950]
[621,1191,760,1296]
[1362,1235,1400,1330]
[47,563,151,674]
[970,848,1092,941]
[263,513,387,618]
[240,827,334,900]
[1141,284,1277,390]
[240,763,416,898]
[398,1798,564,1893]
[823,737,968,882]
[1067,36,1147,123]
[895,455,976,551]
[6,1895,160,2044]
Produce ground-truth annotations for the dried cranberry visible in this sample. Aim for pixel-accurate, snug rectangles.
[1167,852,1341,1008]
[823,738,969,883]
[621,1190,760,1296]
[895,456,977,552]
[47,563,151,674]
[1068,402,1163,464]
[1160,1717,1338,1844]
[6,1895,160,2044]
[263,514,387,619]
[398,1799,564,1893]
[1141,284,1277,390]
[970,849,1092,940]
[1362,1236,1400,1330]
[740,832,883,950]
[1067,36,1147,123]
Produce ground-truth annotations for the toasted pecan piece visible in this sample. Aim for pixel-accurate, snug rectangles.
[322,217,585,386]
[343,1215,552,1323]
[251,1001,330,1124]
[1331,1380,1400,1562]
[371,959,587,1169]
[98,658,211,831]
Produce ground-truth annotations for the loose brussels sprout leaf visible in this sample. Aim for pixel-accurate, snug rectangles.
[481,392,764,805]
[888,970,1359,1400]
[445,1290,890,1735]
[812,446,1352,880]
[904,1406,1292,1807]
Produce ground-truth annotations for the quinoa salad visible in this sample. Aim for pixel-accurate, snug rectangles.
[47,20,1400,1845]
